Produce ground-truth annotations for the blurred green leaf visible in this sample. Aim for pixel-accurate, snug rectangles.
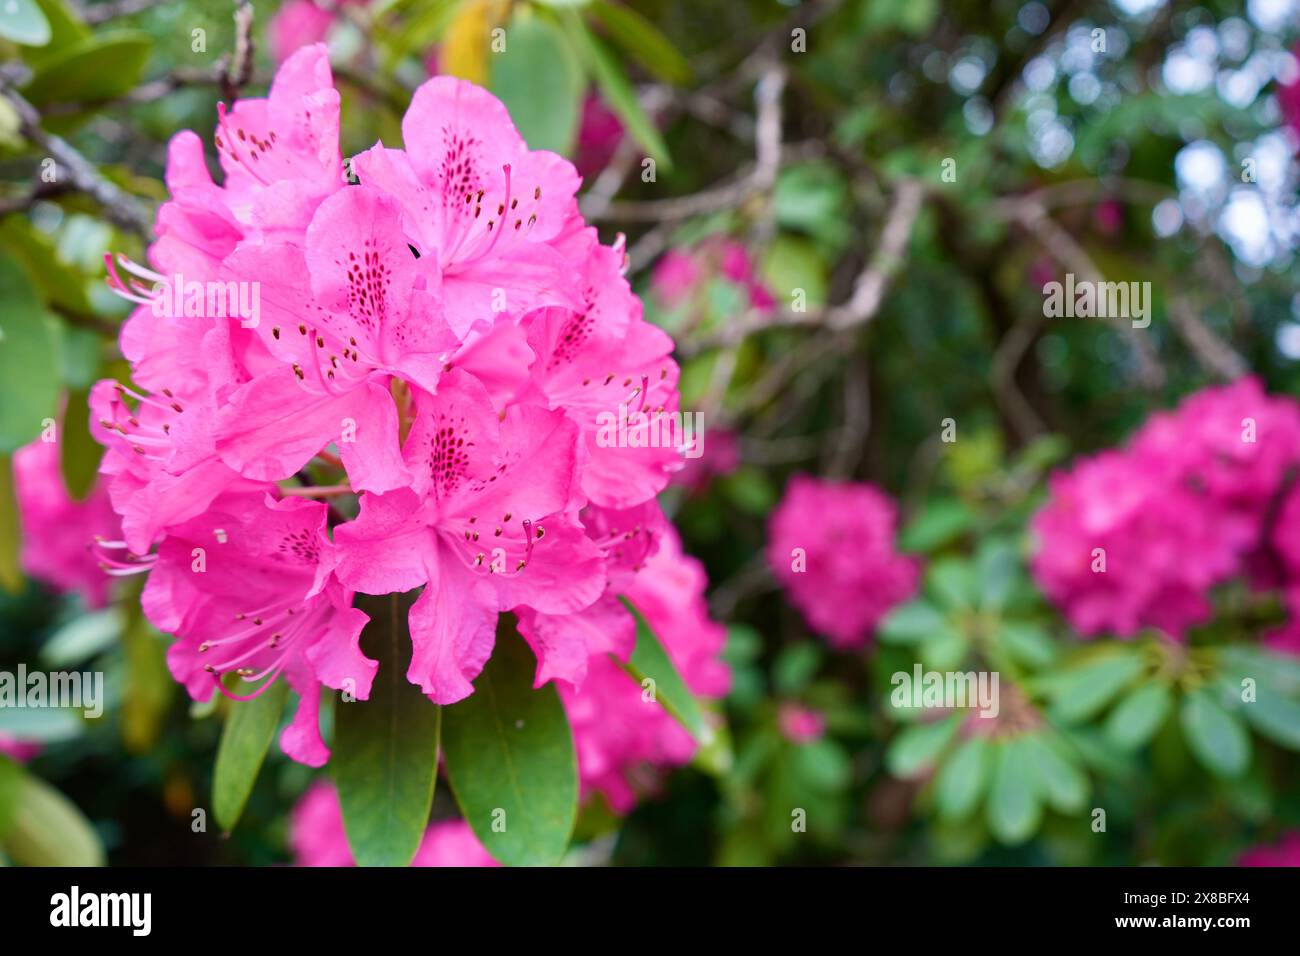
[0,0,51,46]
[563,11,671,167]
[0,455,19,594]
[996,621,1058,670]
[59,388,101,500]
[212,680,288,834]
[879,600,948,645]
[886,714,960,778]
[22,31,152,111]
[898,498,974,553]
[1105,682,1172,751]
[443,614,576,866]
[974,537,1019,612]
[1024,733,1087,813]
[926,557,979,610]
[1043,651,1144,724]
[986,737,1042,845]
[759,235,827,309]
[0,755,21,838]
[3,771,103,866]
[335,590,441,867]
[588,0,690,85]
[41,608,121,667]
[1181,689,1250,779]
[0,258,61,454]
[489,11,583,155]
[934,735,990,820]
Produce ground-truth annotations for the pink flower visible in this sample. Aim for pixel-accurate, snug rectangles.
[0,735,40,763]
[350,76,583,335]
[1279,44,1300,146]
[778,703,825,744]
[332,371,605,704]
[574,94,625,178]
[290,782,497,866]
[1032,379,1300,641]
[1238,830,1300,866]
[649,249,701,307]
[12,431,117,607]
[651,237,774,313]
[1030,450,1244,640]
[558,525,729,811]
[268,2,336,65]
[142,491,372,766]
[673,427,740,492]
[767,475,919,649]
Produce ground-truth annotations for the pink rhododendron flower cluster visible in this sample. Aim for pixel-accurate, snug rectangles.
[92,45,725,771]
[1238,830,1300,867]
[12,427,118,607]
[290,782,496,866]
[766,475,920,649]
[1031,378,1300,642]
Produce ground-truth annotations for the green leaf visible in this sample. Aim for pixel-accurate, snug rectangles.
[0,0,51,46]
[885,714,960,778]
[0,704,83,742]
[997,621,1058,669]
[212,680,289,833]
[59,388,102,500]
[588,0,691,85]
[0,259,61,454]
[985,737,1042,845]
[0,219,93,315]
[0,455,20,594]
[879,600,949,645]
[489,12,583,155]
[1105,682,1172,751]
[926,557,979,610]
[771,642,821,695]
[0,755,23,838]
[1241,686,1300,750]
[1024,733,1088,812]
[3,772,104,866]
[898,498,974,553]
[443,614,577,866]
[22,31,152,110]
[1181,689,1250,778]
[1044,652,1145,724]
[934,735,990,820]
[563,12,671,167]
[974,537,1019,612]
[792,738,852,791]
[759,235,828,308]
[616,596,710,744]
[334,590,442,867]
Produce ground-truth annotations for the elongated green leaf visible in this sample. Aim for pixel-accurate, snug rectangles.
[0,455,20,594]
[997,621,1057,669]
[1105,682,1172,751]
[926,557,979,610]
[443,614,577,866]
[588,0,691,86]
[1024,733,1087,812]
[934,735,990,820]
[0,0,50,46]
[22,31,152,109]
[879,600,949,645]
[0,755,22,838]
[1181,689,1250,778]
[1045,652,1145,724]
[563,12,671,167]
[212,679,289,833]
[41,609,121,667]
[59,388,102,500]
[490,12,583,155]
[898,498,974,553]
[1241,686,1300,750]
[0,259,61,455]
[334,590,442,867]
[886,714,960,778]
[3,772,104,866]
[985,736,1042,845]
[617,596,709,744]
